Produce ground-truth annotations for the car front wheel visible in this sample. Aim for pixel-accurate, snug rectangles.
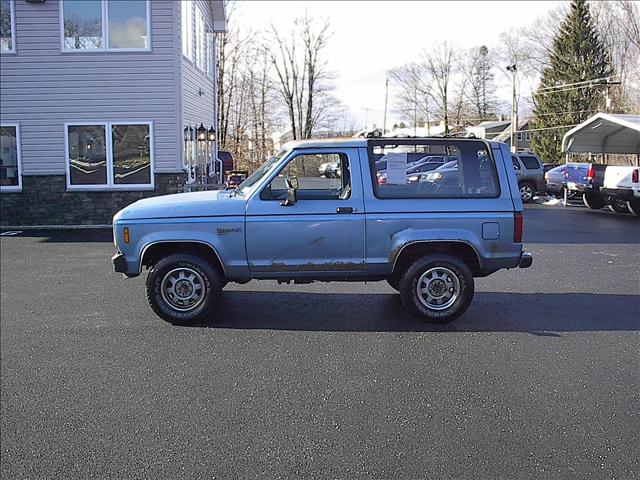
[583,193,605,209]
[398,255,474,323]
[146,254,223,325]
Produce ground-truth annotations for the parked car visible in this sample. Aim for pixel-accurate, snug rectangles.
[225,171,248,189]
[564,163,606,209]
[545,165,566,197]
[112,137,531,325]
[377,155,452,185]
[319,162,341,178]
[511,153,545,203]
[543,163,560,172]
[601,166,640,214]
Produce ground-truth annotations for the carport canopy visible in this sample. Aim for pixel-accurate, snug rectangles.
[562,113,640,155]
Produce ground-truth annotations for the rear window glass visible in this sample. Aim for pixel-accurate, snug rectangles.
[368,139,499,199]
[520,155,541,169]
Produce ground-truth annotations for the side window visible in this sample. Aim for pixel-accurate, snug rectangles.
[263,152,351,201]
[511,156,521,170]
[1,0,16,53]
[520,155,541,170]
[370,140,499,199]
[0,124,21,191]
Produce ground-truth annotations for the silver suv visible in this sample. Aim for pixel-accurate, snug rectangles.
[511,153,545,203]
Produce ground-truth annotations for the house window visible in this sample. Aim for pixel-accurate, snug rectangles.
[195,6,205,71]
[525,131,531,141]
[517,132,523,141]
[61,0,150,51]
[0,124,21,191]
[66,122,153,190]
[0,0,15,53]
[206,28,214,78]
[181,0,193,60]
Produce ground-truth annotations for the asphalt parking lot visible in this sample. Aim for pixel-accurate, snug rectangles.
[1,204,639,479]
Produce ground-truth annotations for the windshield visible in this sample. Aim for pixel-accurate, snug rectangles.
[237,149,288,195]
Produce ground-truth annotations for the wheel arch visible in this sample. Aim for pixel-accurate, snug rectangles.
[391,240,482,276]
[140,240,226,276]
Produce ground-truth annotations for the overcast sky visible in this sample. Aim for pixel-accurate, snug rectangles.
[235,1,564,129]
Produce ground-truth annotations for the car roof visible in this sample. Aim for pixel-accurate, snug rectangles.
[282,137,498,150]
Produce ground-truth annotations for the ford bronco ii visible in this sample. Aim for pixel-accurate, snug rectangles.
[112,138,532,325]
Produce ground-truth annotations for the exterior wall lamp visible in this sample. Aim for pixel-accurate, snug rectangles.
[207,127,215,142]
[197,123,207,143]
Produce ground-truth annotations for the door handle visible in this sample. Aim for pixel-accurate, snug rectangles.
[336,207,354,214]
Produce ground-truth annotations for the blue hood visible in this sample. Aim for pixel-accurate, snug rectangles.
[114,190,246,221]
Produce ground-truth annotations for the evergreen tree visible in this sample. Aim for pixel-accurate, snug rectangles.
[530,0,613,162]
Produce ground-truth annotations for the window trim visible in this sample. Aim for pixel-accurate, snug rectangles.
[0,122,22,192]
[0,0,16,55]
[181,0,194,61]
[64,121,155,191]
[59,0,151,53]
[366,138,501,200]
[182,0,214,77]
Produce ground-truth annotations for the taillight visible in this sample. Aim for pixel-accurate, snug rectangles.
[514,212,523,243]
[587,164,595,182]
[633,169,639,183]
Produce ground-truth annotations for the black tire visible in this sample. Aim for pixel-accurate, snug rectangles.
[398,254,474,323]
[145,254,222,325]
[608,199,631,214]
[386,275,400,291]
[519,183,535,203]
[627,199,640,216]
[583,192,605,209]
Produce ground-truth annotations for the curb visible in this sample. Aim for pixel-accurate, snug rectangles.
[1,225,112,230]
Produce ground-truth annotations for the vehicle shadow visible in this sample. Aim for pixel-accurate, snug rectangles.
[186,291,640,334]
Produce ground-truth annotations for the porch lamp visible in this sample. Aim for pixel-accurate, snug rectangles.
[208,126,215,142]
[183,126,193,143]
[197,123,207,143]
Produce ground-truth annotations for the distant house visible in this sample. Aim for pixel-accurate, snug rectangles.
[466,120,511,140]
[494,119,533,152]
[0,0,226,226]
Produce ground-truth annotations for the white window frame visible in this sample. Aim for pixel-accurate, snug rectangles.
[59,0,151,53]
[181,0,194,61]
[0,0,16,54]
[64,121,155,191]
[0,122,22,192]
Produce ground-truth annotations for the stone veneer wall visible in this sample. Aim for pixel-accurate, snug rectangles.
[0,173,186,226]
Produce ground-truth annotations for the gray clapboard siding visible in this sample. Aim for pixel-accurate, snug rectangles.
[181,0,215,128]
[0,0,181,175]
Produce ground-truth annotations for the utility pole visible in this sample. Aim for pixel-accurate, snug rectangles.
[507,64,518,152]
[382,78,389,136]
[361,107,371,129]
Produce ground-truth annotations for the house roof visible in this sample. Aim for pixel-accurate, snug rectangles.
[561,113,640,154]
[476,120,512,129]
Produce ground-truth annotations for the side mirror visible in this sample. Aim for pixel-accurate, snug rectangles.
[281,187,297,206]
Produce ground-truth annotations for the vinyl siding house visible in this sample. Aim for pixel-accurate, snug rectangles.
[0,0,226,226]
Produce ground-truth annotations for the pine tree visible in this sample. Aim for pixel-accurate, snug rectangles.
[530,0,614,162]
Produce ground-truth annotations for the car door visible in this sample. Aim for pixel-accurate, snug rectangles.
[245,148,365,275]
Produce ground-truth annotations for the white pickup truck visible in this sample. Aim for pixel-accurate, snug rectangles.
[601,166,640,214]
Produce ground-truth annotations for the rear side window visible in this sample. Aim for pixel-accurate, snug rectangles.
[520,155,541,169]
[369,139,499,199]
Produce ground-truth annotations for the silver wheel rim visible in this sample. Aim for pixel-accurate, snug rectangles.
[416,267,460,311]
[160,267,206,312]
[520,185,533,201]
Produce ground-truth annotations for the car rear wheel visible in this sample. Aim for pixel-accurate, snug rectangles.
[398,254,474,323]
[146,254,223,325]
[583,193,605,209]
[627,199,640,216]
[519,183,535,203]
[608,199,631,214]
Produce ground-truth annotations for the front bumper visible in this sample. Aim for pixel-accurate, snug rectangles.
[519,251,533,268]
[112,252,127,273]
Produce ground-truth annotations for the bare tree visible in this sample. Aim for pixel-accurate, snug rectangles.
[388,62,433,130]
[270,14,335,140]
[423,41,456,135]
[465,46,498,121]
